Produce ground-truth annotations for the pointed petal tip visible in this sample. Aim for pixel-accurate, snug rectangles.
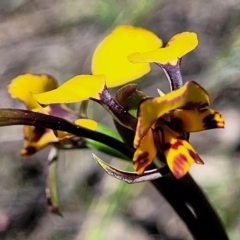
[92,153,163,183]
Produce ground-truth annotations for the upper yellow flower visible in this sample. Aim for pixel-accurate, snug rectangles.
[33,27,198,106]
[30,25,224,179]
[33,25,161,105]
[128,32,198,65]
[132,81,224,178]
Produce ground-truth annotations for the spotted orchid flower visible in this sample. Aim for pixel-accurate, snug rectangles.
[133,81,224,178]
[31,25,224,180]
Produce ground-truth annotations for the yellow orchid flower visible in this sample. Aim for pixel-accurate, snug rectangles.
[30,26,224,179]
[33,25,162,105]
[8,73,96,155]
[133,81,224,179]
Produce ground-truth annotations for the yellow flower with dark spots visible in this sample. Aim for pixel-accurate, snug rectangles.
[8,73,96,155]
[133,81,224,178]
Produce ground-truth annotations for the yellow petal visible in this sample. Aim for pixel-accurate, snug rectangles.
[8,73,57,110]
[129,32,198,65]
[75,119,98,131]
[165,138,203,179]
[92,25,162,88]
[162,126,203,179]
[172,109,224,132]
[134,81,209,147]
[21,126,58,156]
[34,75,106,104]
[132,129,157,175]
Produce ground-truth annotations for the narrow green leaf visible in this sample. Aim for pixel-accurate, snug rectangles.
[46,147,62,216]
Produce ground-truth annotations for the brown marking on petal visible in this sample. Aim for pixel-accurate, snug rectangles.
[203,113,214,123]
[172,153,188,179]
[152,127,165,151]
[171,139,182,150]
[188,149,204,164]
[182,101,207,109]
[133,152,149,174]
[203,121,219,129]
[152,81,208,109]
[203,112,224,129]
[24,127,46,142]
[167,117,184,132]
[32,127,46,141]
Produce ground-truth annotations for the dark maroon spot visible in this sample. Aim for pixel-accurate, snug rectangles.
[31,127,46,142]
[166,117,184,132]
[202,112,224,129]
[24,146,37,156]
[203,113,214,123]
[203,120,219,129]
[171,139,182,150]
[183,101,202,109]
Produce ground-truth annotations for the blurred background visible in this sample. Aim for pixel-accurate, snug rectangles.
[0,0,240,239]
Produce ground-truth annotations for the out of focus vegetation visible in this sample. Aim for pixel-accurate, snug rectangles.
[1,0,240,239]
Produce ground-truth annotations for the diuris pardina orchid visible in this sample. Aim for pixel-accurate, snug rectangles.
[32,26,224,179]
[1,25,228,239]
